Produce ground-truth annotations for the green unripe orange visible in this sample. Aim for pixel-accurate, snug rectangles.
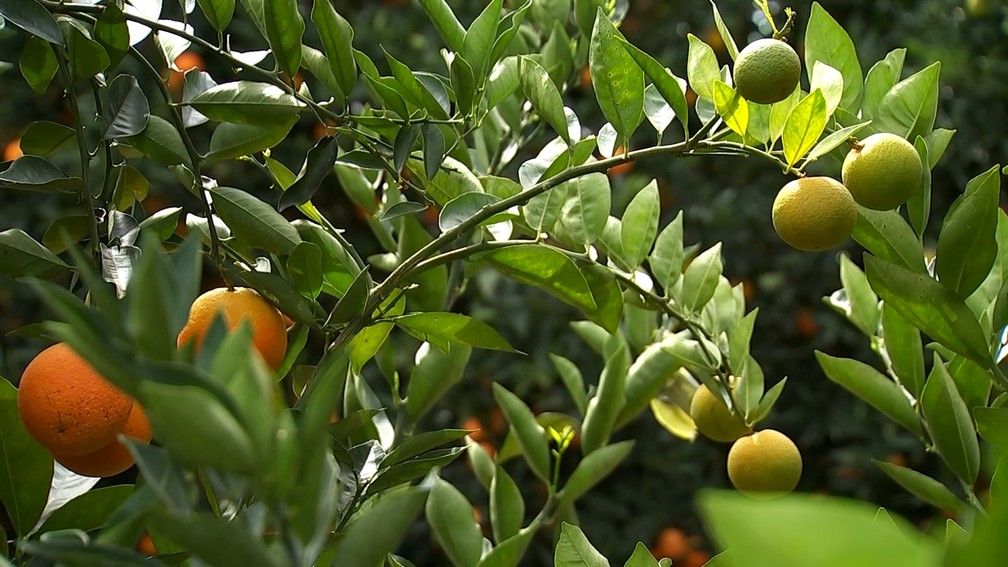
[689,384,751,443]
[841,133,923,210]
[727,429,803,498]
[772,177,857,251]
[733,39,801,104]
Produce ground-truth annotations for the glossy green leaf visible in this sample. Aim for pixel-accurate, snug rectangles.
[552,354,588,417]
[558,440,633,509]
[490,465,524,543]
[686,33,719,101]
[712,81,747,136]
[478,528,535,567]
[921,356,980,485]
[20,121,74,156]
[310,0,355,100]
[881,303,925,397]
[406,344,471,423]
[620,180,660,269]
[209,186,301,254]
[279,136,341,210]
[18,36,58,94]
[555,522,609,567]
[287,241,323,300]
[709,1,739,60]
[483,244,596,317]
[0,228,69,278]
[0,379,52,537]
[935,165,1000,298]
[581,343,630,454]
[189,81,304,126]
[196,0,235,31]
[874,461,965,513]
[207,116,297,160]
[831,253,879,337]
[462,0,502,77]
[871,62,939,142]
[589,8,644,143]
[852,209,926,272]
[974,408,1008,456]
[649,212,684,292]
[678,243,722,314]
[393,312,515,352]
[864,254,990,365]
[0,0,63,44]
[802,121,870,166]
[125,115,189,166]
[38,485,133,533]
[699,491,939,567]
[906,138,932,238]
[804,2,862,110]
[518,56,571,147]
[0,156,82,193]
[618,39,689,138]
[149,511,278,567]
[782,90,828,167]
[417,0,465,52]
[63,23,110,81]
[492,383,551,482]
[264,0,304,76]
[427,478,483,567]
[861,48,905,121]
[624,542,660,567]
[815,351,921,435]
[558,173,610,247]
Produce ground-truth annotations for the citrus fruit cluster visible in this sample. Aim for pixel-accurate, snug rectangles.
[688,383,802,497]
[17,343,151,477]
[17,286,287,477]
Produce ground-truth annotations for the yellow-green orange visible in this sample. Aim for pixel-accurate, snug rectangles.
[727,429,802,498]
[17,343,134,456]
[689,384,750,443]
[732,39,801,104]
[842,133,923,210]
[772,177,857,251]
[177,287,288,370]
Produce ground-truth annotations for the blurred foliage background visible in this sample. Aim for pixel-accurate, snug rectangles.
[1,0,1006,564]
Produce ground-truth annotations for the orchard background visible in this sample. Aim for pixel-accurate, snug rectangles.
[0,0,1007,565]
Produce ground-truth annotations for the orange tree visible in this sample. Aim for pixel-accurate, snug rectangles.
[0,0,1006,565]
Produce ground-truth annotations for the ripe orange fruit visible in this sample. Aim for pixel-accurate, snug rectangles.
[3,137,23,161]
[167,51,206,94]
[177,287,288,370]
[652,527,690,560]
[18,343,133,456]
[136,532,157,556]
[53,403,152,477]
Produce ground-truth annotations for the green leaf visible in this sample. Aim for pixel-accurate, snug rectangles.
[686,34,719,100]
[699,491,940,567]
[649,212,684,292]
[559,173,610,247]
[0,228,69,278]
[864,254,990,365]
[139,207,183,242]
[423,123,447,180]
[589,8,644,144]
[852,209,926,272]
[974,408,1008,456]
[558,441,633,509]
[264,0,304,77]
[831,253,879,337]
[348,295,403,374]
[0,0,64,44]
[287,241,323,300]
[862,48,906,121]
[802,121,870,166]
[782,90,828,166]
[0,379,52,537]
[871,62,940,142]
[709,1,739,60]
[678,243,723,313]
[278,136,341,210]
[581,343,630,454]
[921,355,980,485]
[935,165,1000,298]
[189,81,304,126]
[417,0,466,53]
[427,478,484,567]
[149,511,278,567]
[462,0,502,77]
[18,36,58,94]
[207,116,298,160]
[881,303,925,398]
[311,0,355,100]
[101,75,150,139]
[618,39,689,139]
[518,56,571,146]
[620,180,660,268]
[196,0,235,32]
[555,522,609,567]
[0,156,81,193]
[393,312,515,352]
[407,344,471,423]
[712,81,748,136]
[38,485,133,533]
[482,244,596,317]
[492,383,551,482]
[578,261,624,335]
[209,186,302,254]
[326,269,370,326]
[439,192,505,232]
[815,351,921,435]
[20,121,74,156]
[617,337,684,426]
[624,542,660,567]
[63,23,110,81]
[478,529,535,567]
[125,115,189,166]
[874,461,965,513]
[490,465,524,544]
[552,354,588,417]
[906,138,931,237]
[804,2,862,110]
